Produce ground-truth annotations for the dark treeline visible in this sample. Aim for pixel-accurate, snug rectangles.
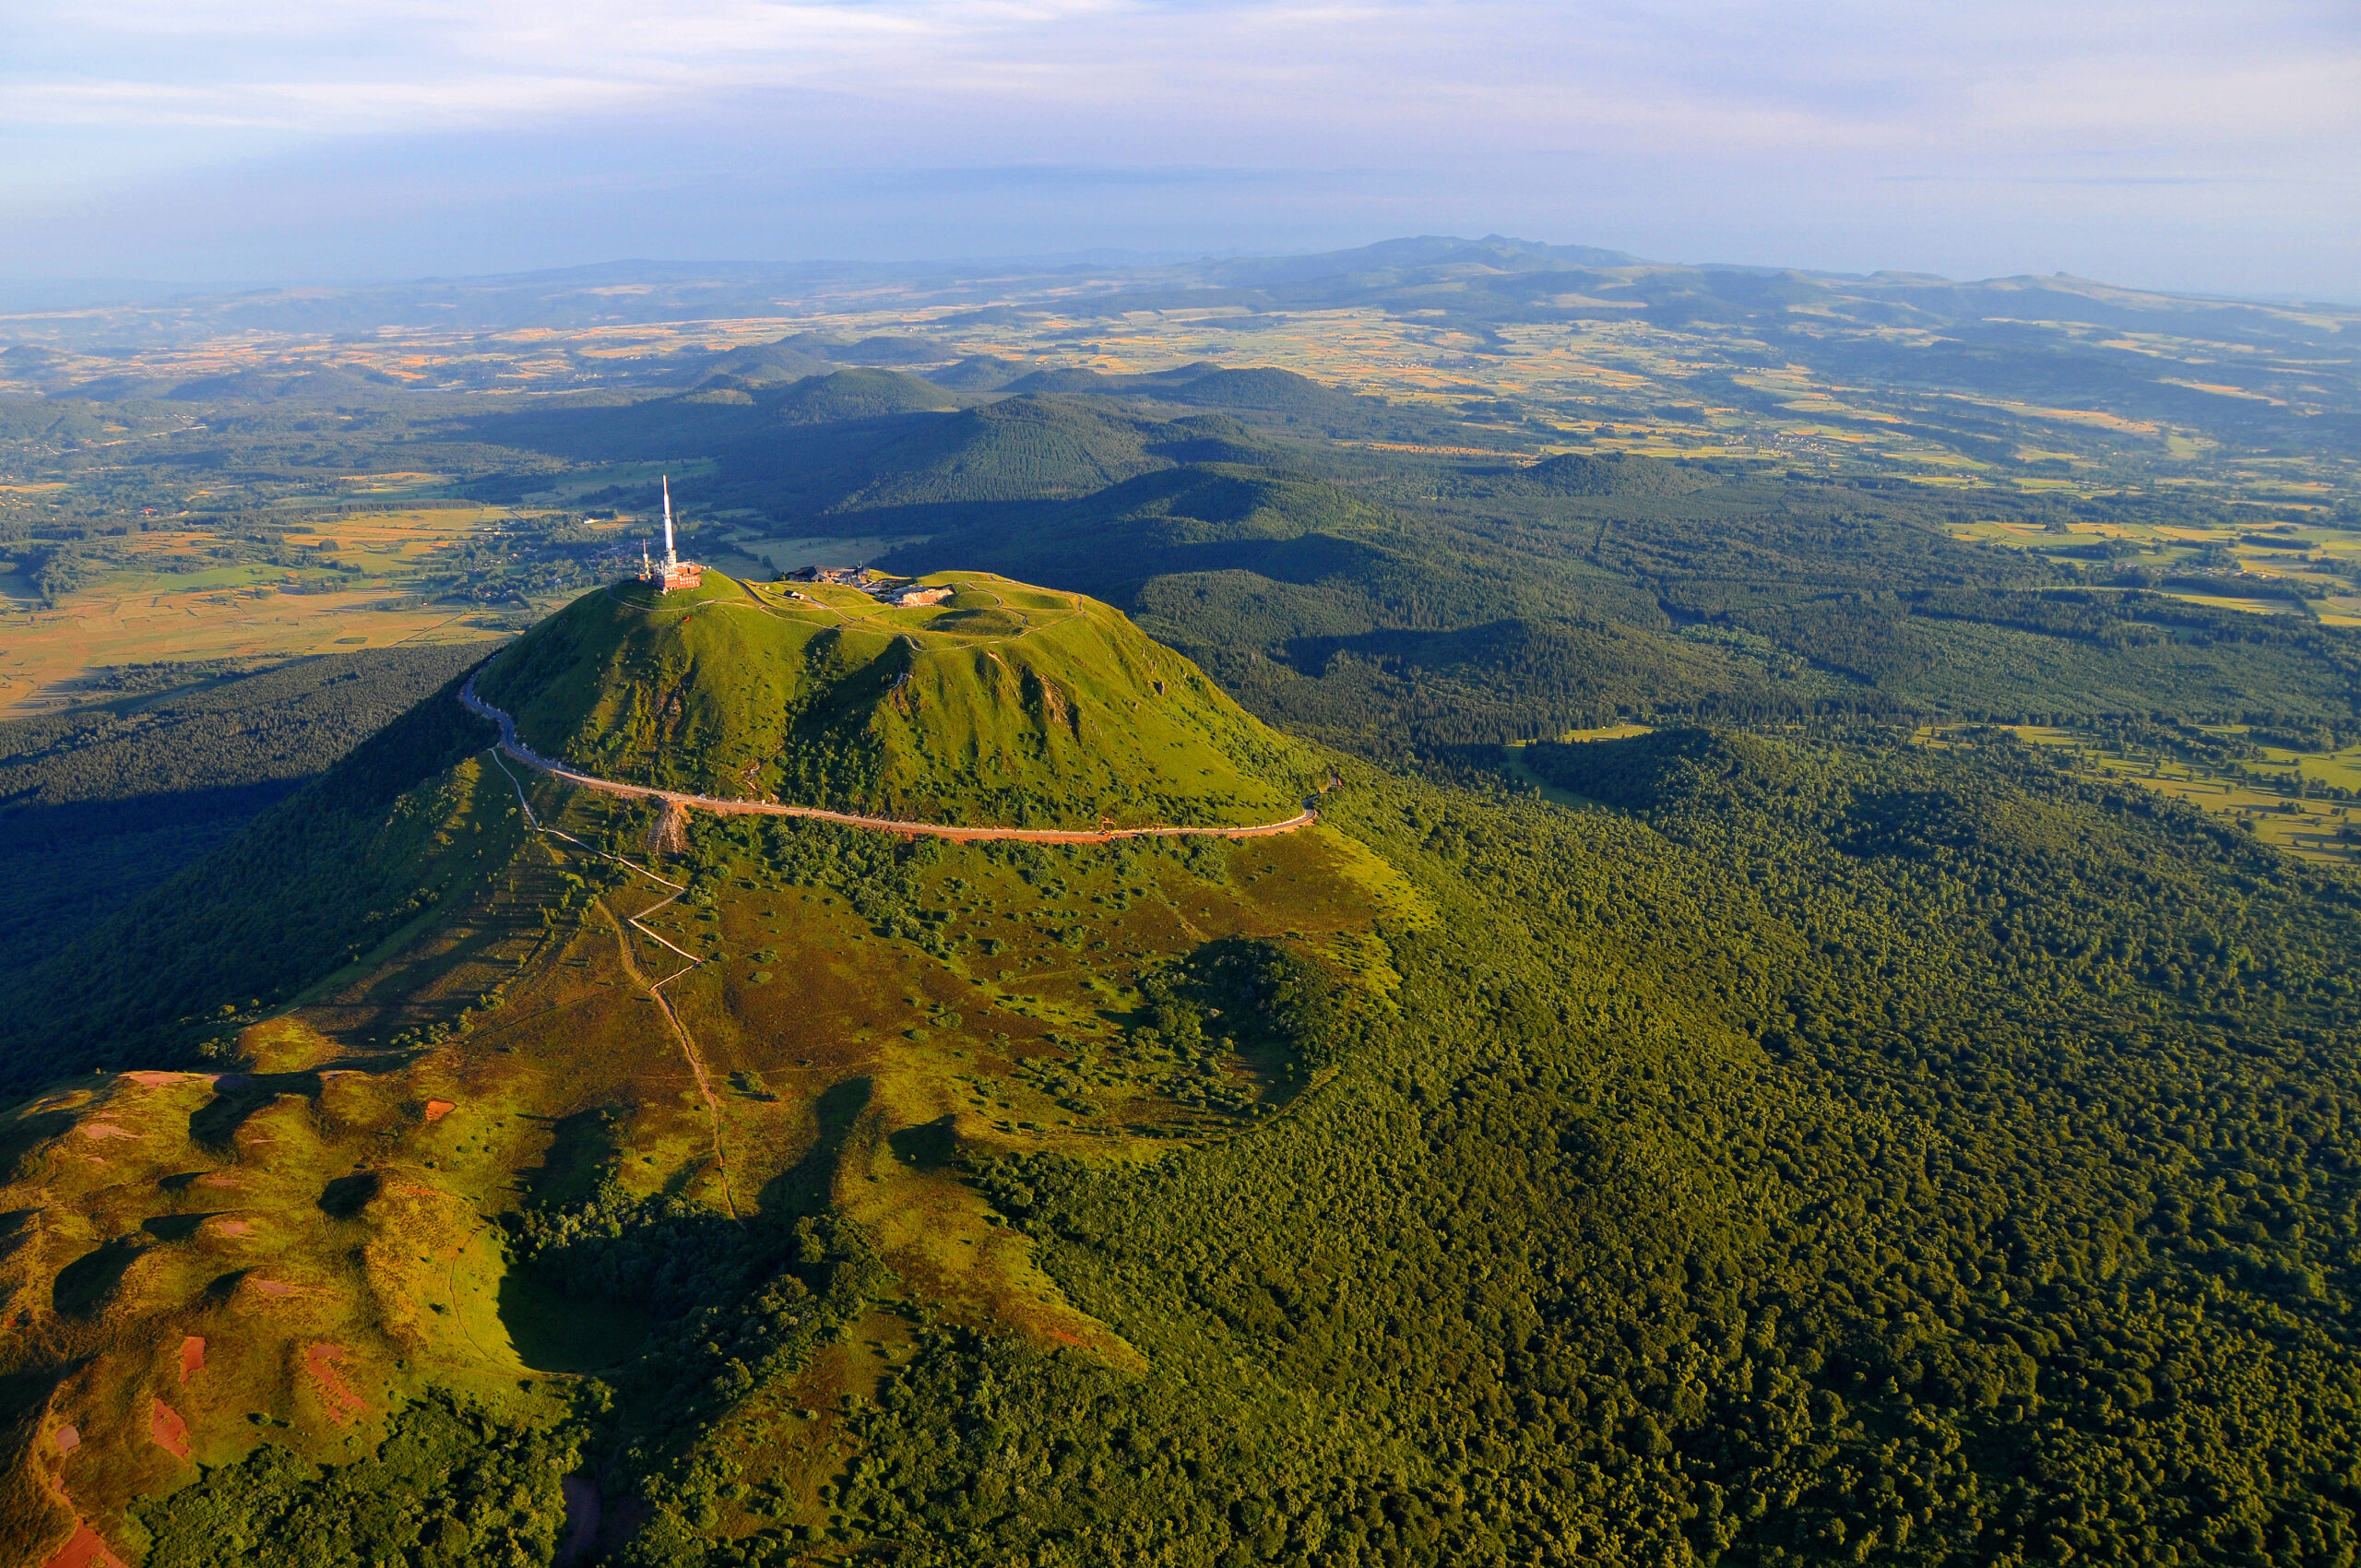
[0,645,484,971]
[0,668,501,1087]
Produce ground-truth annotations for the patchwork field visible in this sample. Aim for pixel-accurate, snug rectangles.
[1988,723,2361,866]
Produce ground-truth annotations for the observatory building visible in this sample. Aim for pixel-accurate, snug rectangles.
[638,475,704,593]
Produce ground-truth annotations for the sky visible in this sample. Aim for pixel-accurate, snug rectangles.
[3,0,2356,299]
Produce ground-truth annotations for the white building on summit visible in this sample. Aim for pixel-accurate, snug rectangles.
[638,475,704,593]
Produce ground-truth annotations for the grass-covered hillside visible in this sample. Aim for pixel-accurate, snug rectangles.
[473,571,1315,829]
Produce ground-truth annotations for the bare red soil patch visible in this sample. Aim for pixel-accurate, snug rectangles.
[197,1172,239,1189]
[41,1523,126,1568]
[148,1398,192,1460]
[303,1343,369,1425]
[423,1099,456,1123]
[52,1424,79,1454]
[122,1072,207,1087]
[211,1218,255,1237]
[179,1336,206,1383]
[77,1123,133,1141]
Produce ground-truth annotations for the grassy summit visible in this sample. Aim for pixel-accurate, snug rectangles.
[473,570,1315,828]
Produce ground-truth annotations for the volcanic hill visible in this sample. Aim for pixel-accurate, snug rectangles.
[472,570,1316,828]
[0,570,1406,1565]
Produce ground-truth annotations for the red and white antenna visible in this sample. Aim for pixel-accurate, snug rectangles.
[662,474,677,569]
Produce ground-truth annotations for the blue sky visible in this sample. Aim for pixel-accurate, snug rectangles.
[4,0,2355,297]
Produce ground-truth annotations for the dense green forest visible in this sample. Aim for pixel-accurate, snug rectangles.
[808,734,2361,1567]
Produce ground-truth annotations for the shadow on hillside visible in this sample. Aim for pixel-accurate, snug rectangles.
[186,1052,416,1150]
[53,1236,145,1316]
[515,1107,624,1207]
[885,1113,961,1172]
[758,1075,872,1218]
[498,1265,653,1375]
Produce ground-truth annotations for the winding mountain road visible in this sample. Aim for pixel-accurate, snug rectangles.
[459,677,1318,843]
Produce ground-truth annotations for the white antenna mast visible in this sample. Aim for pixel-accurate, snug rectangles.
[662,474,677,568]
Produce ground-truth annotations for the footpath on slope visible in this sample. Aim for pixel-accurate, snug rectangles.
[459,678,1318,843]
[484,746,739,1218]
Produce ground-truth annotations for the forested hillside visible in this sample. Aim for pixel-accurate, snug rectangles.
[39,719,2359,1568]
[0,646,483,970]
[821,732,2361,1566]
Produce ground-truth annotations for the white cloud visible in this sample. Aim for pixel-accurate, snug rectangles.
[1,0,2353,290]
[9,0,2353,153]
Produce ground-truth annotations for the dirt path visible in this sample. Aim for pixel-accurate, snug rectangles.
[485,750,738,1218]
[460,678,1316,843]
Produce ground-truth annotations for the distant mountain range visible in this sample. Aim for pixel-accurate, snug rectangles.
[4,235,2351,350]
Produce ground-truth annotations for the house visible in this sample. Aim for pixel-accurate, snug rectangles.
[786,565,873,587]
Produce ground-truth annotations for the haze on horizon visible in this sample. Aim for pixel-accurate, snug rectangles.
[3,0,2356,302]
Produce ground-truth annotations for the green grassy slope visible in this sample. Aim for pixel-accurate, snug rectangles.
[474,570,1314,828]
[0,627,1388,1563]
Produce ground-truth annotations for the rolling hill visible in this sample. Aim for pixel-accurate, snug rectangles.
[718,395,1179,523]
[765,368,960,426]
